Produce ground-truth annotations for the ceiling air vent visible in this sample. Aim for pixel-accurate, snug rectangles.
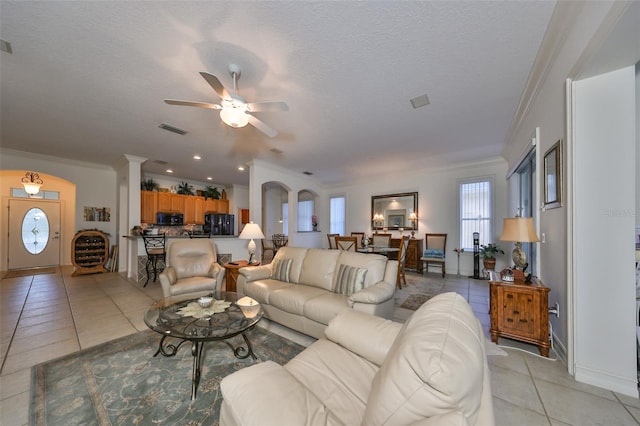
[0,40,12,54]
[269,148,283,154]
[159,123,187,135]
[153,160,169,165]
[303,171,313,176]
[410,93,430,109]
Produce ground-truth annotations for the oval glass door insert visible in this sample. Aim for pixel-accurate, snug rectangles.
[22,207,50,254]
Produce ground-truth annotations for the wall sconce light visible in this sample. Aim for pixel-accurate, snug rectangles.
[499,217,540,271]
[22,171,43,196]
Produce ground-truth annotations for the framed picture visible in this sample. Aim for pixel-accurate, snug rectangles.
[543,140,562,209]
[387,214,405,227]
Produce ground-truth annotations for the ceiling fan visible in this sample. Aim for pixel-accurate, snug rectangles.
[165,64,288,138]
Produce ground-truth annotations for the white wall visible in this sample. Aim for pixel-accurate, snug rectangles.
[573,66,637,396]
[1,149,117,238]
[329,158,509,277]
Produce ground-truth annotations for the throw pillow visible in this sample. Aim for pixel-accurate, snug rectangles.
[271,258,293,282]
[335,264,368,295]
[423,249,444,258]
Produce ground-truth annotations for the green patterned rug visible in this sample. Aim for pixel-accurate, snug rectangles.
[30,327,305,425]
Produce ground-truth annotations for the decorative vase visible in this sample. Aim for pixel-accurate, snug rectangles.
[312,224,317,231]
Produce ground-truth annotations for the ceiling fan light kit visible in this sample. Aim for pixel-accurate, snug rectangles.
[165,63,287,137]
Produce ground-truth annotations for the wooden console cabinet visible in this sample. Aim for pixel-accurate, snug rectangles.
[489,278,550,357]
[71,230,109,276]
[390,238,423,273]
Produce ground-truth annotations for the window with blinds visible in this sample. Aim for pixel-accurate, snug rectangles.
[459,178,493,250]
[329,195,346,235]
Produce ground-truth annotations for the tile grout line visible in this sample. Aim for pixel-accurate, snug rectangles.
[0,277,34,376]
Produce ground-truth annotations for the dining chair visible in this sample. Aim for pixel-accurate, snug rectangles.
[422,233,447,277]
[372,233,392,247]
[327,233,339,249]
[334,236,358,252]
[261,238,275,261]
[272,234,288,253]
[350,232,365,248]
[142,234,166,287]
[396,236,410,289]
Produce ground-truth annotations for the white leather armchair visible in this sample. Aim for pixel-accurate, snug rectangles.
[158,239,225,300]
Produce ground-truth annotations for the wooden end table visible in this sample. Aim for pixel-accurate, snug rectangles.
[224,260,260,292]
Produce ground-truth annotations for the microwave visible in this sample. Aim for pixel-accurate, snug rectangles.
[156,212,184,226]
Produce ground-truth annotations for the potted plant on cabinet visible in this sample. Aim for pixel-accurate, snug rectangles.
[140,178,159,191]
[479,243,504,272]
[177,181,194,195]
[203,185,221,200]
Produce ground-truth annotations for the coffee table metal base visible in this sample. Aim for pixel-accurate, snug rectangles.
[153,331,258,400]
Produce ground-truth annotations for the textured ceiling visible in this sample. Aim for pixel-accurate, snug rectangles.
[0,1,557,186]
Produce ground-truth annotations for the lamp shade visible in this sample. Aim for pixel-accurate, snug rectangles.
[22,171,43,195]
[239,222,265,240]
[500,217,540,243]
[408,211,418,221]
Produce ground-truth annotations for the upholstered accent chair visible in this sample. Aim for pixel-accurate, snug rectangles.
[261,238,275,262]
[421,233,447,277]
[158,239,225,300]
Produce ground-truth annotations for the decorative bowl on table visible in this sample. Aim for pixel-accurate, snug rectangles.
[237,296,260,318]
[198,296,214,308]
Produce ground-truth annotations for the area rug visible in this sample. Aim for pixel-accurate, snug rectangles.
[3,267,58,279]
[399,293,435,310]
[30,327,305,425]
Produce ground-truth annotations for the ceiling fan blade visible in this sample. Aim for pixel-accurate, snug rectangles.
[247,115,278,138]
[164,99,221,109]
[246,101,289,112]
[199,72,231,99]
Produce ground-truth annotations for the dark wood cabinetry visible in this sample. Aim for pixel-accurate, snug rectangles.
[71,230,109,276]
[390,238,423,273]
[489,278,550,357]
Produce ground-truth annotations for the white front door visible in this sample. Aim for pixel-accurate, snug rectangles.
[8,199,61,269]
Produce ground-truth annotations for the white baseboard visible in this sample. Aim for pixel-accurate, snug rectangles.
[574,365,639,398]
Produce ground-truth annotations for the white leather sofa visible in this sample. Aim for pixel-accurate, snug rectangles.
[220,292,495,425]
[158,239,225,300]
[236,246,398,339]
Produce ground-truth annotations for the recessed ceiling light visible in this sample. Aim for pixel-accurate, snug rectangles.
[237,166,245,171]
[166,169,174,173]
[206,177,213,181]
[193,155,201,160]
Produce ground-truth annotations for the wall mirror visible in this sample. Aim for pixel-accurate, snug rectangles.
[371,192,418,230]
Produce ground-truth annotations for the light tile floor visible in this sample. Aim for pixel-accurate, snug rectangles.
[1,266,638,425]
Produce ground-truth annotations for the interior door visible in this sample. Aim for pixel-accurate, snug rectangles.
[8,199,61,269]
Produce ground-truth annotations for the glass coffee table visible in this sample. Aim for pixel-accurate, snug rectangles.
[144,291,263,400]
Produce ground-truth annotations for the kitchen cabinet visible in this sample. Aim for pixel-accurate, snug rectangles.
[170,194,184,213]
[141,191,157,224]
[157,192,172,212]
[142,192,227,224]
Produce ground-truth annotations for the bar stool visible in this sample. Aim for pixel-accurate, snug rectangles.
[142,234,166,286]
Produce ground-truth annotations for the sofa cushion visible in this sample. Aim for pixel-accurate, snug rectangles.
[303,292,350,325]
[168,276,217,296]
[271,258,293,282]
[243,279,292,304]
[298,249,341,290]
[220,361,331,425]
[334,251,387,289]
[285,339,378,425]
[271,247,309,284]
[269,285,328,315]
[335,264,367,295]
[363,292,487,425]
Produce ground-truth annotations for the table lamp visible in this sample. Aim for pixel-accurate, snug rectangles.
[239,222,265,264]
[499,217,540,271]
[408,211,418,238]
